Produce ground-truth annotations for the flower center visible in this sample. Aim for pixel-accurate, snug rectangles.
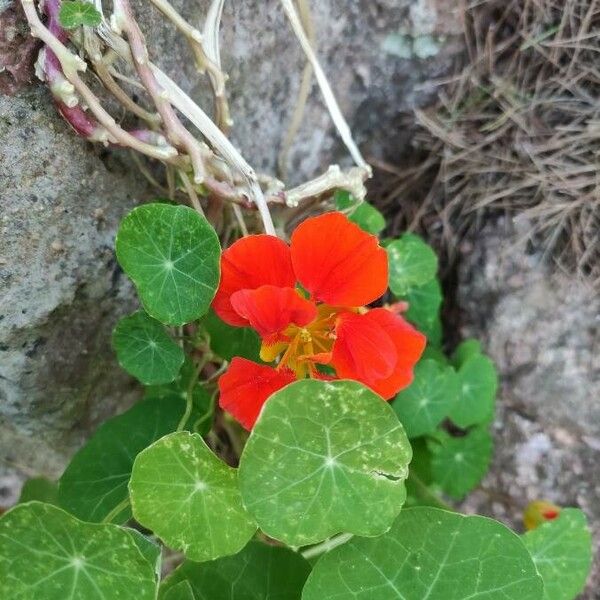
[259,306,338,378]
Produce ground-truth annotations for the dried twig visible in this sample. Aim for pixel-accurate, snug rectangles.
[279,0,370,175]
[21,0,371,238]
[22,0,178,160]
[277,0,315,180]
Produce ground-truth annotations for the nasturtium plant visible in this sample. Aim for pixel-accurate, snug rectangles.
[59,395,186,523]
[144,357,214,435]
[0,502,156,599]
[452,338,483,367]
[239,379,411,546]
[387,232,438,296]
[59,0,102,29]
[163,581,195,600]
[523,508,592,600]
[429,426,493,499]
[3,202,591,599]
[113,310,185,385]
[159,541,312,599]
[399,277,443,345]
[334,190,386,234]
[392,358,459,438]
[212,212,425,430]
[129,431,256,562]
[17,477,59,506]
[303,507,544,600]
[115,203,221,325]
[449,352,498,427]
[404,437,436,507]
[128,528,163,581]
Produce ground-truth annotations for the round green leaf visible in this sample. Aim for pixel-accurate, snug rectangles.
[18,478,58,506]
[115,203,221,326]
[334,190,386,234]
[402,277,443,344]
[59,1,102,28]
[129,431,256,562]
[239,379,412,546]
[333,191,385,235]
[113,310,185,385]
[523,508,592,600]
[405,437,435,507]
[159,542,312,599]
[387,233,438,296]
[302,507,544,600]
[429,427,493,499]
[451,338,482,368]
[349,202,386,235]
[0,502,156,600]
[392,359,459,438]
[448,354,498,427]
[203,309,261,362]
[127,528,162,581]
[421,344,448,364]
[163,581,195,600]
[59,395,186,523]
[428,316,443,347]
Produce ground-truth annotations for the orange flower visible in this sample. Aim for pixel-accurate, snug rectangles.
[213,212,426,429]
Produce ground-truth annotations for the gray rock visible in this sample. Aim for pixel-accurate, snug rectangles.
[0,0,462,496]
[0,88,146,491]
[456,221,600,597]
[217,0,463,179]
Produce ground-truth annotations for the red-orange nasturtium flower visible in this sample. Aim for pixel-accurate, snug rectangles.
[213,212,426,430]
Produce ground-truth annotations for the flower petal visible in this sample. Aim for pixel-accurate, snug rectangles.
[331,311,397,383]
[212,235,295,326]
[230,286,317,341]
[331,308,426,399]
[218,358,296,430]
[359,308,426,399]
[290,212,388,306]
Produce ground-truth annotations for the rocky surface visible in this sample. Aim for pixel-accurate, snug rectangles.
[456,220,600,596]
[0,0,463,503]
[0,88,145,498]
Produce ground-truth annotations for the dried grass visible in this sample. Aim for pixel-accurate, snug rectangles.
[375,0,600,283]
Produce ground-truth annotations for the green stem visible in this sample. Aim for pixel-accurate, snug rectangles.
[221,416,245,459]
[102,497,130,524]
[176,358,205,432]
[191,389,217,432]
[300,533,353,560]
[408,472,454,511]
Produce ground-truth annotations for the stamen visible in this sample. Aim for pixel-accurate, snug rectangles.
[270,304,339,377]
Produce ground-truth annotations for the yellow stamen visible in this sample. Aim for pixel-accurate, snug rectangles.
[264,305,339,378]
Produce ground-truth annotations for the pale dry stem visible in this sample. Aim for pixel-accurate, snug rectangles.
[146,0,231,131]
[20,0,179,161]
[113,0,207,184]
[21,0,369,238]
